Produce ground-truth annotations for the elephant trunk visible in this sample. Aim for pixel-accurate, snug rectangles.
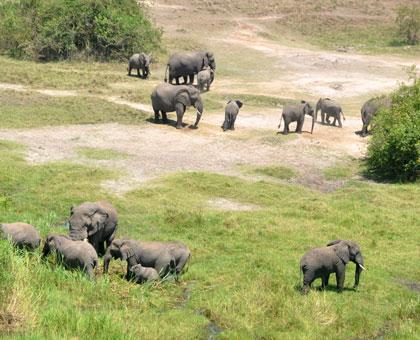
[103,248,112,274]
[164,64,169,82]
[41,242,51,258]
[68,223,87,241]
[311,110,316,134]
[193,98,204,127]
[354,254,365,287]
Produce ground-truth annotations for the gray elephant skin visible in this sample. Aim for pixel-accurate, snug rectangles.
[360,96,391,136]
[315,98,346,127]
[103,238,191,279]
[300,239,365,294]
[151,83,204,129]
[129,264,160,284]
[0,222,41,250]
[278,101,315,134]
[197,66,214,91]
[128,53,151,78]
[164,51,216,85]
[42,234,99,279]
[222,100,243,131]
[68,200,118,256]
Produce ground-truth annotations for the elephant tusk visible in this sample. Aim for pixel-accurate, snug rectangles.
[83,238,88,242]
[359,264,366,271]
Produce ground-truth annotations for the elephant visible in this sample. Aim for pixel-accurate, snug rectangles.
[0,222,41,250]
[103,238,191,279]
[360,95,391,136]
[151,83,204,129]
[278,101,315,134]
[164,51,216,85]
[197,66,215,92]
[221,100,243,131]
[42,234,99,279]
[128,53,151,78]
[128,264,160,284]
[300,239,365,294]
[315,98,345,127]
[68,201,118,257]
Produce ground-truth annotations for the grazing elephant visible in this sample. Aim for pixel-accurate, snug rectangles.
[42,234,98,279]
[0,222,41,250]
[197,66,215,91]
[103,238,191,279]
[164,51,216,85]
[128,53,151,78]
[151,83,204,129]
[300,239,365,294]
[315,98,345,127]
[360,95,391,136]
[129,264,160,284]
[222,100,243,131]
[278,101,315,134]
[68,201,118,256]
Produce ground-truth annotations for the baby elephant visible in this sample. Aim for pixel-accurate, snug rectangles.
[42,234,99,280]
[222,100,243,131]
[0,222,41,250]
[278,101,315,134]
[300,239,365,294]
[128,52,151,78]
[129,264,160,284]
[197,66,214,91]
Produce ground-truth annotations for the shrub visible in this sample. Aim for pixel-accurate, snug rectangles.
[367,79,420,181]
[0,0,162,61]
[395,4,420,45]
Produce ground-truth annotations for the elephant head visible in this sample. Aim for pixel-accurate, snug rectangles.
[327,240,365,287]
[174,86,204,128]
[300,101,315,134]
[206,52,216,70]
[42,234,64,257]
[103,239,134,273]
[68,203,109,241]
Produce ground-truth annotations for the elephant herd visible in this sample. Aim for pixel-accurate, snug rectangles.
[0,201,190,282]
[129,50,390,135]
[1,209,365,292]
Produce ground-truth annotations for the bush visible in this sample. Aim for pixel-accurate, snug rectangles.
[0,0,162,61]
[367,79,420,182]
[395,4,420,45]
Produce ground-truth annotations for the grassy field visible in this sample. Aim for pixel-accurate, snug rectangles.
[0,141,419,338]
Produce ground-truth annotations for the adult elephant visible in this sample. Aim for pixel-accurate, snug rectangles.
[315,98,345,127]
[164,51,216,85]
[68,201,118,256]
[278,101,315,134]
[360,95,391,136]
[151,83,204,129]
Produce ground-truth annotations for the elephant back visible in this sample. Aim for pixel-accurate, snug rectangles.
[168,52,207,77]
[129,53,141,67]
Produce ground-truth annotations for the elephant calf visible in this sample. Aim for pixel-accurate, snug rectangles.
[197,66,214,92]
[222,100,243,131]
[42,234,99,280]
[0,222,41,250]
[278,101,315,134]
[103,238,191,279]
[129,264,160,284]
[300,239,365,294]
[315,98,345,127]
[128,53,151,78]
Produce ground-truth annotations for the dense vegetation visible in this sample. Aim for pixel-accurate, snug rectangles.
[0,0,162,61]
[396,4,420,45]
[367,79,420,181]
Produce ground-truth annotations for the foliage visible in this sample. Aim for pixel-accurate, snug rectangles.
[0,0,162,61]
[367,79,420,181]
[396,4,420,45]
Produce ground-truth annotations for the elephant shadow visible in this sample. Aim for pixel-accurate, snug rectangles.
[146,117,189,129]
[354,130,370,137]
[127,74,148,79]
[293,282,357,293]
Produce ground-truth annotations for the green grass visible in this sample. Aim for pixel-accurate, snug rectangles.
[324,160,360,180]
[77,147,130,160]
[0,142,419,338]
[0,90,147,128]
[252,165,296,179]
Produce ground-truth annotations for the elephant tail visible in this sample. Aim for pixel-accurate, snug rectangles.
[341,109,346,121]
[278,115,282,131]
[164,64,169,82]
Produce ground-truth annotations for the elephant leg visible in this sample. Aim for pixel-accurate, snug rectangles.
[182,75,188,84]
[85,265,95,280]
[162,112,168,123]
[321,274,330,290]
[175,103,185,129]
[189,74,194,84]
[338,116,342,128]
[137,68,140,77]
[98,242,105,257]
[169,75,174,84]
[154,110,160,123]
[175,77,180,85]
[230,116,236,130]
[222,120,229,131]
[336,268,346,293]
[128,67,132,76]
[321,111,325,124]
[283,120,289,135]
[296,118,304,133]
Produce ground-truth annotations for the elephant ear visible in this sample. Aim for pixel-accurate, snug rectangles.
[235,100,243,109]
[88,206,108,236]
[333,242,350,264]
[327,239,342,246]
[120,244,134,260]
[175,89,191,107]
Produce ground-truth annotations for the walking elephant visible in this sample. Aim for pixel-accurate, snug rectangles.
[300,239,365,294]
[315,98,345,127]
[42,234,98,280]
[222,99,243,131]
[164,51,216,85]
[103,238,190,279]
[128,53,151,78]
[0,222,41,250]
[151,83,204,129]
[197,66,215,92]
[360,95,391,136]
[278,101,315,134]
[68,201,118,256]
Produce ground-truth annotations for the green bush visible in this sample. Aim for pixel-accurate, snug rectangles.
[0,0,162,61]
[396,4,420,45]
[367,79,420,181]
